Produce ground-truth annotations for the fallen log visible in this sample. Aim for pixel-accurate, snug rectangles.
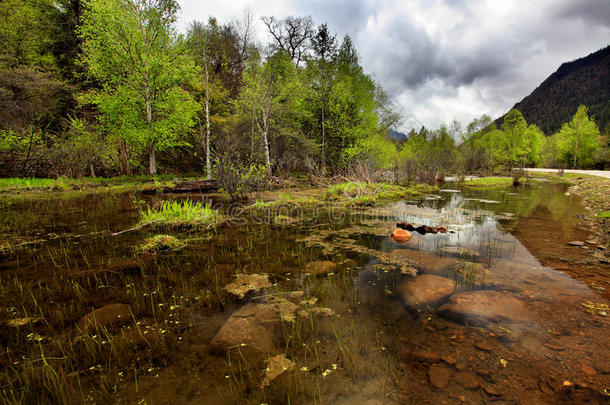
[396,222,449,235]
[161,179,220,194]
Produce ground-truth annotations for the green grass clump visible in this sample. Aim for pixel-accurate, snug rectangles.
[326,181,430,201]
[139,234,185,253]
[139,200,222,230]
[597,211,610,219]
[251,196,321,209]
[461,177,519,188]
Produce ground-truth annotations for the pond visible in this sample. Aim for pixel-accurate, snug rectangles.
[0,181,608,404]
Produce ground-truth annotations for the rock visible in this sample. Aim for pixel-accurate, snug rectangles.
[437,290,530,325]
[581,364,597,376]
[305,260,338,276]
[413,350,440,363]
[428,364,452,390]
[211,303,279,353]
[440,355,457,366]
[261,354,295,388]
[77,304,131,333]
[397,274,456,309]
[568,241,585,246]
[442,246,480,258]
[474,341,493,351]
[593,360,610,374]
[483,385,502,396]
[392,229,412,243]
[224,273,272,298]
[455,372,480,390]
[7,316,42,327]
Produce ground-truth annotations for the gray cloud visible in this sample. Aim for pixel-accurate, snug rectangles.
[179,0,610,129]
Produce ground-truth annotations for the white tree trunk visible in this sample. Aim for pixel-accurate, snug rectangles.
[145,76,156,175]
[204,60,211,180]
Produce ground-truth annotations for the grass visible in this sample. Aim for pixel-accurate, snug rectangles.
[0,175,194,194]
[597,211,610,219]
[461,177,521,189]
[138,200,222,230]
[139,234,185,253]
[325,181,434,202]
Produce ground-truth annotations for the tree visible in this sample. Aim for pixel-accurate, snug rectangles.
[488,109,543,169]
[309,23,337,170]
[235,51,307,171]
[554,105,601,169]
[79,0,199,175]
[262,16,313,67]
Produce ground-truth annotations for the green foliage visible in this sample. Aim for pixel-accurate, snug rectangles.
[553,105,601,169]
[212,158,267,200]
[79,0,200,174]
[139,199,222,230]
[482,109,544,169]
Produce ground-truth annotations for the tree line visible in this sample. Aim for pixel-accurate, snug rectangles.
[0,0,607,180]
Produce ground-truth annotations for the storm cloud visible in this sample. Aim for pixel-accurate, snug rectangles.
[178,0,610,129]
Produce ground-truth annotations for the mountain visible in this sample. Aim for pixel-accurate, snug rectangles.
[388,128,407,142]
[499,46,610,135]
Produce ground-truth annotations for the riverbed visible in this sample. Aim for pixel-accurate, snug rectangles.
[0,181,608,404]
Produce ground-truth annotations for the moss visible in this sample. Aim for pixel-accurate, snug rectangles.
[274,215,296,225]
[597,211,610,219]
[139,234,184,253]
[139,200,222,230]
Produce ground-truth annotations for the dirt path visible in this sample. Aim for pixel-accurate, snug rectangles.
[524,168,610,179]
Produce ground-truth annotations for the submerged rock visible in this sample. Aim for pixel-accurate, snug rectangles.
[428,363,452,390]
[441,246,480,258]
[77,303,131,333]
[437,290,530,325]
[224,273,272,299]
[305,260,338,276]
[392,229,413,243]
[261,354,295,388]
[568,241,585,246]
[6,316,42,327]
[211,303,279,353]
[397,274,455,309]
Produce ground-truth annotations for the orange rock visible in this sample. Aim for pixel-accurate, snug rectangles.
[392,229,412,243]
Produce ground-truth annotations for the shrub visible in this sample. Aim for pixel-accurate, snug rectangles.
[212,157,268,200]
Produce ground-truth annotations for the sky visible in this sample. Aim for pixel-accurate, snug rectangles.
[178,0,610,131]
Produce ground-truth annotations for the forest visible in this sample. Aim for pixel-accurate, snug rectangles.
[0,0,608,183]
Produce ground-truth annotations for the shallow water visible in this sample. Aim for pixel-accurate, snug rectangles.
[0,181,609,404]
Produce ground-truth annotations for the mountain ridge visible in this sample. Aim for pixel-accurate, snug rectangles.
[498,45,610,134]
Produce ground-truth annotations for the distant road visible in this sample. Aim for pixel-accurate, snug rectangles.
[524,168,610,179]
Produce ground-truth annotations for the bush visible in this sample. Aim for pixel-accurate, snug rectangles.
[212,157,268,200]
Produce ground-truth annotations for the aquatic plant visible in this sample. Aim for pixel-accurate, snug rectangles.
[139,234,185,253]
[138,200,222,230]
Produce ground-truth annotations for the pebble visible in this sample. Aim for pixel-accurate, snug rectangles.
[413,350,440,363]
[428,364,452,390]
[474,341,493,351]
[455,372,480,390]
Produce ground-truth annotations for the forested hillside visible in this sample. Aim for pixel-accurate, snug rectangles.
[501,46,610,135]
[0,0,399,178]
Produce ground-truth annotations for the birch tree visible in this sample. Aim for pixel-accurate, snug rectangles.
[80,0,199,175]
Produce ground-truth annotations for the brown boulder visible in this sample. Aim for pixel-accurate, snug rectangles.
[397,274,456,309]
[305,260,338,276]
[211,303,279,353]
[428,363,452,390]
[437,290,530,325]
[77,304,131,333]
